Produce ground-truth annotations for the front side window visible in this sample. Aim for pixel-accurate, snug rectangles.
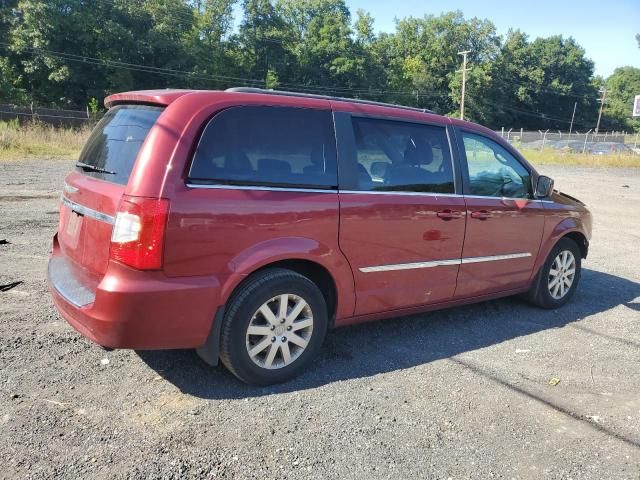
[189,106,337,189]
[461,132,531,198]
[350,117,454,194]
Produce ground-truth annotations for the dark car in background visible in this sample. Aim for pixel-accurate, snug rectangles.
[588,142,635,155]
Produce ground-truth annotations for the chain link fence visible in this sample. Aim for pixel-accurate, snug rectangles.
[496,128,640,154]
[496,128,639,154]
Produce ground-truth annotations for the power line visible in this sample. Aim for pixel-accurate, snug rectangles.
[486,100,593,128]
[0,44,600,122]
[0,42,456,101]
[2,2,601,103]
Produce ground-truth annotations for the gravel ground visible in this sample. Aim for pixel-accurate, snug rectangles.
[0,159,639,479]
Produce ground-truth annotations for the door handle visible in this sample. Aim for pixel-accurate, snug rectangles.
[437,209,463,221]
[470,210,491,220]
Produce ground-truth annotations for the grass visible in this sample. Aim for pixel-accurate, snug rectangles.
[520,149,639,168]
[0,120,91,160]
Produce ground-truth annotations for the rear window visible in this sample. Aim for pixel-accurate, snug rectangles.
[76,105,163,185]
[188,106,337,189]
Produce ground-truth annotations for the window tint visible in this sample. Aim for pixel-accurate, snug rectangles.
[189,106,337,189]
[351,118,454,194]
[461,132,531,198]
[77,105,163,185]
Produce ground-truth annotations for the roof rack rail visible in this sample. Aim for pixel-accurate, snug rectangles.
[225,87,435,114]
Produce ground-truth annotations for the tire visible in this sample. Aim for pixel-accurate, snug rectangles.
[217,268,328,386]
[526,237,582,309]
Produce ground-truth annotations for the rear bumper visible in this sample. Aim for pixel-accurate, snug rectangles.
[48,238,223,349]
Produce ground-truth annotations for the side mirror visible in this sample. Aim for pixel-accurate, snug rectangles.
[534,175,554,199]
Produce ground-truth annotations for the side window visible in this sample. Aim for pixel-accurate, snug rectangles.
[189,106,337,189]
[351,117,454,194]
[461,132,531,198]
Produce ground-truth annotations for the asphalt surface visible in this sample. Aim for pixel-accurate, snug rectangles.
[0,159,639,479]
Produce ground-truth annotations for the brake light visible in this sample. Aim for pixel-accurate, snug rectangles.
[110,196,169,270]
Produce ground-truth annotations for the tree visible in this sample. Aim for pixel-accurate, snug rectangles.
[273,0,372,92]
[236,0,292,86]
[603,66,640,132]
[485,31,598,129]
[9,0,196,107]
[0,0,631,133]
[379,11,500,116]
[182,0,238,90]
[0,0,25,103]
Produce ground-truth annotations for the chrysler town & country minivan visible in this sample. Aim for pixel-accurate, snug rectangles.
[48,88,592,385]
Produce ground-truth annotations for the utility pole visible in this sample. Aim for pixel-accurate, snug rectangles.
[569,101,577,135]
[457,50,471,120]
[595,87,607,135]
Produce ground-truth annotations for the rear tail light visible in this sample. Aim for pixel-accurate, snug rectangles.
[110,196,169,270]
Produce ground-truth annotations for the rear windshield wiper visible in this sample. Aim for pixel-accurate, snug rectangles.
[75,162,116,175]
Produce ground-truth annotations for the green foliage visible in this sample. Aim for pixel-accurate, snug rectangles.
[0,1,636,131]
[603,67,640,132]
[483,32,599,130]
[0,56,26,103]
[265,68,279,89]
[87,97,100,115]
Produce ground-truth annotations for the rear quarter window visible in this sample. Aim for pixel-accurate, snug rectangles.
[77,105,164,185]
[188,106,337,189]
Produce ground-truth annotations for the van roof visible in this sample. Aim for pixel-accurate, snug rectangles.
[104,88,496,137]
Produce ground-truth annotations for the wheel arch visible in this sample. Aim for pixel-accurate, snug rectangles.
[531,217,589,284]
[562,231,589,259]
[197,257,343,368]
[250,259,338,326]
[224,236,355,320]
[198,238,355,367]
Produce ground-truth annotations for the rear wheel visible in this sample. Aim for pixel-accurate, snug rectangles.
[527,237,582,309]
[218,268,327,385]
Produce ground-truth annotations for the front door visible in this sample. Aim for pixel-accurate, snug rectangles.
[455,130,545,298]
[336,114,466,316]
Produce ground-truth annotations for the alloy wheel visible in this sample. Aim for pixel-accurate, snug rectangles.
[245,294,314,369]
[548,250,576,300]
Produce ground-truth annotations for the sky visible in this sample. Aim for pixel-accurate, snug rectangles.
[345,0,639,78]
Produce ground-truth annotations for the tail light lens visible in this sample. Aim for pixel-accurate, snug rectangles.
[110,196,169,270]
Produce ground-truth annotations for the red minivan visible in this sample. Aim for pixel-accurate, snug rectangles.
[48,88,592,385]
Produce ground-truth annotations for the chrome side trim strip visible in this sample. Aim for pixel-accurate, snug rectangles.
[360,259,461,273]
[359,252,531,273]
[340,190,461,198]
[186,183,335,194]
[460,252,532,264]
[184,183,554,203]
[60,196,115,224]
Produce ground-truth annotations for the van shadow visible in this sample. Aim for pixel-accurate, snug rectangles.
[137,268,639,399]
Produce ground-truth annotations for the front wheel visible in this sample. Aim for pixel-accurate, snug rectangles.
[526,237,582,309]
[217,268,328,386]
